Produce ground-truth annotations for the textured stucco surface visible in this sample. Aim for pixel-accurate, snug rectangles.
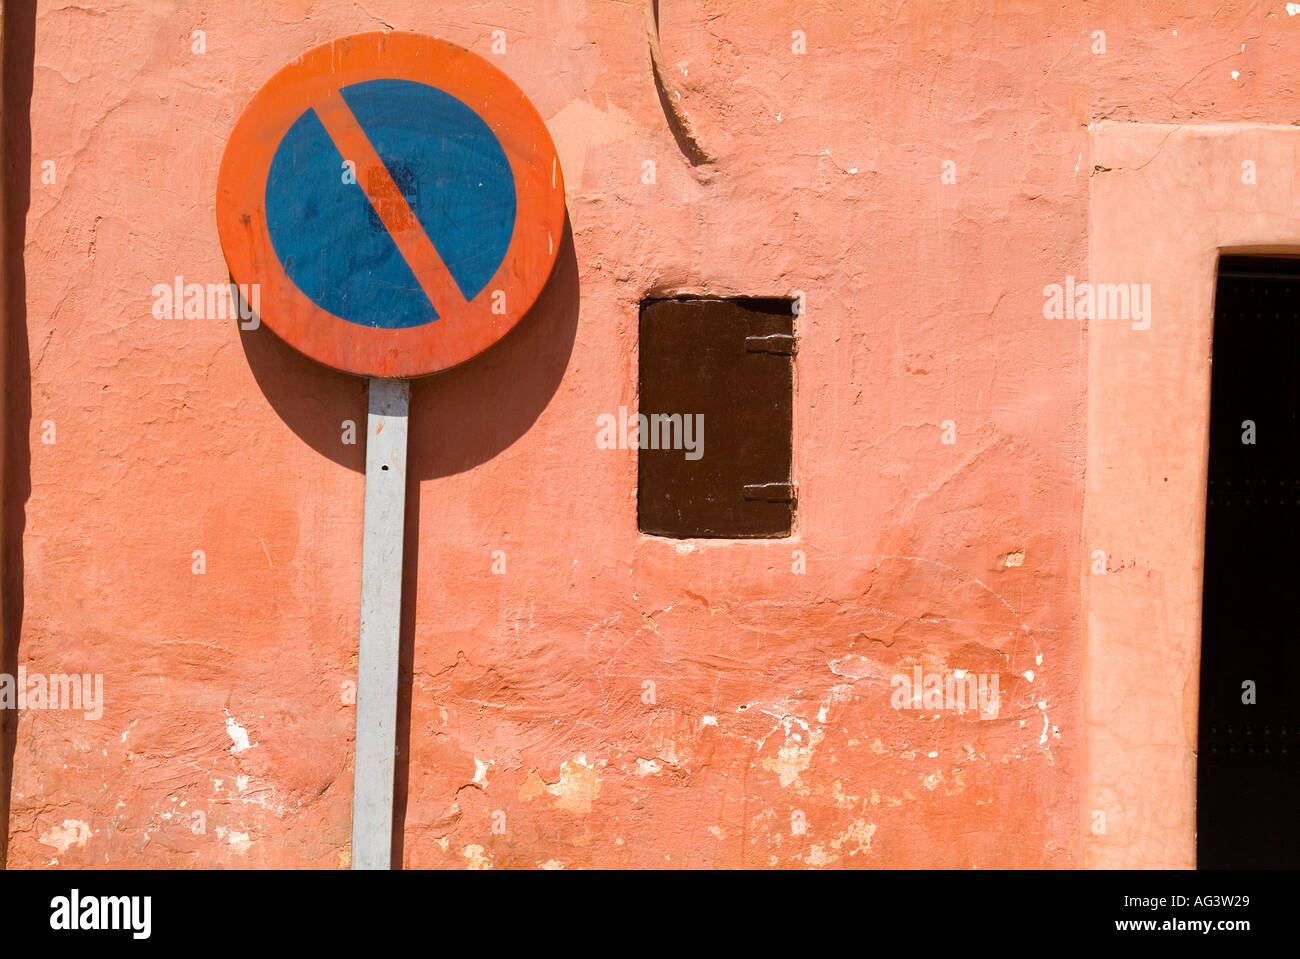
[5,1,1300,867]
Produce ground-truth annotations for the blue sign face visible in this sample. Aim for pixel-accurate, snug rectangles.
[264,78,517,330]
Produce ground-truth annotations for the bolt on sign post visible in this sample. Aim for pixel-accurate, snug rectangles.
[216,32,565,870]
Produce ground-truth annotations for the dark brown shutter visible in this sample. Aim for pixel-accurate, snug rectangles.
[637,297,795,538]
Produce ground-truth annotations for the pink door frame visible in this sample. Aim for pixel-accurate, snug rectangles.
[1084,121,1300,867]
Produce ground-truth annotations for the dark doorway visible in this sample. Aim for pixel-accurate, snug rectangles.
[1198,255,1300,868]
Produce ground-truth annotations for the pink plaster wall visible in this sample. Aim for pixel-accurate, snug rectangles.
[5,1,1300,868]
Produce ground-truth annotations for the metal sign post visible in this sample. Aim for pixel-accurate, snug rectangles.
[351,378,409,869]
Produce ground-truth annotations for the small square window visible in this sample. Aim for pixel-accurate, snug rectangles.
[637,297,795,538]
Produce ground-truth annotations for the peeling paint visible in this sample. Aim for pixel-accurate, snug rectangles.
[38,819,92,854]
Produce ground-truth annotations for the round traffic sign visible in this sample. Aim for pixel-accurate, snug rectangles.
[216,32,566,378]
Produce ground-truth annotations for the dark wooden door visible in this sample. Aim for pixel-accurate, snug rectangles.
[1198,256,1300,868]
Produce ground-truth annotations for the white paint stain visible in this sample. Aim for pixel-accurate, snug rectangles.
[519,754,603,813]
[39,819,92,853]
[830,819,877,858]
[762,730,824,789]
[225,713,256,754]
[463,844,492,869]
[805,844,835,867]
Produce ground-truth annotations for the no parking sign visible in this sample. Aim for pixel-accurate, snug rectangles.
[215,33,566,869]
[217,31,565,378]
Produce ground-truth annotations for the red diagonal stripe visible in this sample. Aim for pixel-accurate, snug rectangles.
[313,87,467,319]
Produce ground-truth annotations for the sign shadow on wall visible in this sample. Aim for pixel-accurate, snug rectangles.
[236,214,579,480]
